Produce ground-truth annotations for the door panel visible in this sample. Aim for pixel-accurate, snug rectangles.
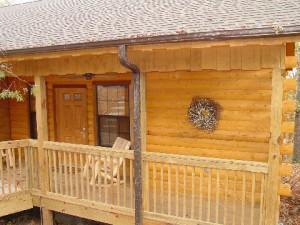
[55,88,88,144]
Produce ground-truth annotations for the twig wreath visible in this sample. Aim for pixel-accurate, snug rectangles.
[188,97,222,132]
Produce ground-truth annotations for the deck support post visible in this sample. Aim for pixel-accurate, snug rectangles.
[263,69,284,225]
[119,45,143,225]
[35,76,54,225]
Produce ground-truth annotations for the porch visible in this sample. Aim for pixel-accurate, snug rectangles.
[0,139,267,225]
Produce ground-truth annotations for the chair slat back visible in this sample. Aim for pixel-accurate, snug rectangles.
[111,137,131,176]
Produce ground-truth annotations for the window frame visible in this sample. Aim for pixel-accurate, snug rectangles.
[95,83,130,147]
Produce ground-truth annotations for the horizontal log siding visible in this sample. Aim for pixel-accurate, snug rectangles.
[0,99,11,141]
[146,70,272,162]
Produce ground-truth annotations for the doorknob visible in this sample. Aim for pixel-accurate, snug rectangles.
[82,127,86,139]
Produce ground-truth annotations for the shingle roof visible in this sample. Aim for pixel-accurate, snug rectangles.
[1,0,300,53]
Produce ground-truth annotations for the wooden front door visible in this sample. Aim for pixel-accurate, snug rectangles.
[55,87,88,144]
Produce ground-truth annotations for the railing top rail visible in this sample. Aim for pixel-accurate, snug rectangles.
[0,139,30,149]
[43,141,134,159]
[143,152,268,173]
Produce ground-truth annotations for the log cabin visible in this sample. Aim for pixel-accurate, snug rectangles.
[0,1,299,224]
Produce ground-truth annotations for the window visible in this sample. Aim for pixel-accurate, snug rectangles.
[28,86,37,139]
[96,85,130,147]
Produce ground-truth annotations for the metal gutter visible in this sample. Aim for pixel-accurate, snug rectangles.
[118,45,143,225]
[3,25,300,56]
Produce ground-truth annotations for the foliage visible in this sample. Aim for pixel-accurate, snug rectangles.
[0,0,33,102]
[0,0,14,7]
[0,61,34,101]
[280,164,300,225]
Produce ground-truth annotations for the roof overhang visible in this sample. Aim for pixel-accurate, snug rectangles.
[2,25,300,56]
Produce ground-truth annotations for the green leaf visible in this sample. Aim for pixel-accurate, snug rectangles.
[0,70,5,79]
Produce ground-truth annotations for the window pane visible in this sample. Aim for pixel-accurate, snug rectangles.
[99,117,119,146]
[119,117,130,134]
[97,85,129,116]
[74,93,82,101]
[98,101,108,115]
[107,86,119,101]
[63,93,71,100]
[107,101,118,115]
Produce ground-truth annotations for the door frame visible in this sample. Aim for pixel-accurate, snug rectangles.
[53,84,88,143]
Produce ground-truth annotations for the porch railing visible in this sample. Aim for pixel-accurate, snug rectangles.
[43,141,135,208]
[143,152,268,225]
[0,140,40,195]
[0,139,268,225]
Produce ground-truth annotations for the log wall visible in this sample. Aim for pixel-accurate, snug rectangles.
[0,99,10,141]
[146,70,272,162]
[6,44,287,163]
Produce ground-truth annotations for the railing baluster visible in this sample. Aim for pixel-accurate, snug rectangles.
[48,149,53,192]
[199,167,203,221]
[34,147,39,189]
[233,171,237,225]
[160,162,164,214]
[86,154,90,200]
[183,165,187,218]
[58,151,63,194]
[241,171,246,225]
[53,150,58,193]
[12,148,17,192]
[80,153,84,199]
[224,170,229,225]
[153,161,157,213]
[191,166,195,219]
[6,150,11,193]
[104,155,108,204]
[216,169,220,223]
[18,147,23,190]
[207,168,212,222]
[110,156,114,204]
[92,155,96,201]
[130,159,133,208]
[69,152,74,197]
[30,147,35,189]
[250,173,256,225]
[64,151,68,196]
[98,156,102,203]
[175,164,179,217]
[116,157,120,206]
[259,174,265,225]
[123,158,126,207]
[167,163,171,216]
[74,153,79,198]
[145,161,150,211]
[24,147,29,189]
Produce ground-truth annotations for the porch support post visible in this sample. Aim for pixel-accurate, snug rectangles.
[263,69,284,225]
[118,45,143,225]
[35,76,54,225]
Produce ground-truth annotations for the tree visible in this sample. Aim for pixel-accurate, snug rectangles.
[293,43,300,163]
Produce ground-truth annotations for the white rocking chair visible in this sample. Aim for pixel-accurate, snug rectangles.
[83,137,131,186]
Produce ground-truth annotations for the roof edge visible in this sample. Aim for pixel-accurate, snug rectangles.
[3,25,300,56]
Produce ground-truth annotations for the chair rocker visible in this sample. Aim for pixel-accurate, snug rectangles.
[83,137,131,186]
